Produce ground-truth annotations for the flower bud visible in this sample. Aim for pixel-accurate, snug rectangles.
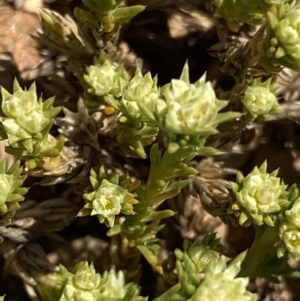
[241,79,281,119]
[230,161,288,227]
[37,262,145,301]
[80,167,139,227]
[59,262,103,301]
[121,69,163,121]
[278,221,300,260]
[159,63,239,136]
[172,238,256,301]
[0,80,61,156]
[0,80,61,154]
[84,59,129,97]
[264,3,300,71]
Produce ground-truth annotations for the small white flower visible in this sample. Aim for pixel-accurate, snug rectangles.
[162,79,218,134]
[101,270,127,298]
[121,69,162,121]
[231,161,288,226]
[281,228,300,260]
[60,263,102,301]
[85,60,120,96]
[241,84,279,118]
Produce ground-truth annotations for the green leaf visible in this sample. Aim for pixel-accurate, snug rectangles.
[74,7,98,28]
[142,209,176,222]
[213,111,241,125]
[107,224,122,236]
[137,245,163,274]
[38,147,60,158]
[82,0,115,16]
[153,284,181,301]
[112,6,145,24]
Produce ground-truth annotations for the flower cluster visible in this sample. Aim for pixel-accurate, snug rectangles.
[164,236,256,301]
[0,80,62,161]
[86,61,240,155]
[241,79,281,119]
[230,161,288,227]
[119,69,163,121]
[158,65,240,141]
[84,58,130,97]
[37,261,145,301]
[264,3,300,71]
[80,166,139,227]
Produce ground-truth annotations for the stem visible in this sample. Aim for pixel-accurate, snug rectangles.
[238,225,279,277]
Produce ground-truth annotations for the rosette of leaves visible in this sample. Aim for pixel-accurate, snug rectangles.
[230,161,288,227]
[261,3,300,71]
[0,160,28,226]
[241,78,282,119]
[157,64,240,154]
[79,166,139,227]
[0,79,64,170]
[216,0,287,31]
[84,57,131,99]
[104,68,162,158]
[155,234,257,301]
[36,261,146,301]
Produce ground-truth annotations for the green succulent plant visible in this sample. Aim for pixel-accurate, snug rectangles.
[0,79,63,166]
[230,161,289,227]
[241,78,281,119]
[155,235,256,301]
[263,3,300,71]
[84,57,131,98]
[0,160,28,226]
[37,261,146,301]
[79,166,139,227]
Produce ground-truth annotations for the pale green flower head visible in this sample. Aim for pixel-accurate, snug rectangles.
[101,270,130,298]
[230,161,288,227]
[81,166,139,227]
[265,3,300,71]
[191,269,256,301]
[184,234,221,273]
[84,58,130,97]
[37,262,145,301]
[278,221,300,260]
[0,80,61,153]
[159,63,239,136]
[241,79,281,119]
[0,160,28,222]
[173,239,256,301]
[121,69,163,121]
[58,262,103,301]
